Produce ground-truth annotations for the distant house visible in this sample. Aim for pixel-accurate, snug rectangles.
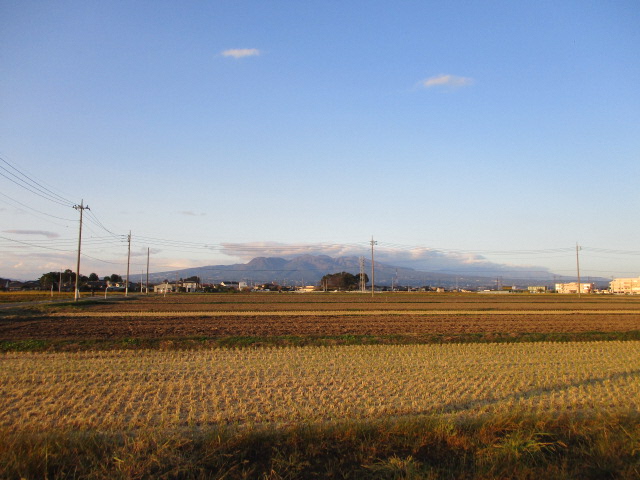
[610,277,640,294]
[182,281,199,292]
[8,281,24,291]
[296,285,317,293]
[154,282,176,294]
[528,286,548,293]
[555,282,594,294]
[8,281,40,291]
[86,280,107,290]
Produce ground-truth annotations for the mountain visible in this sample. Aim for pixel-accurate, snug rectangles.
[145,254,603,289]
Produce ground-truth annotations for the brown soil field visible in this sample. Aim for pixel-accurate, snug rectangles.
[51,292,640,311]
[3,313,640,340]
[2,293,640,341]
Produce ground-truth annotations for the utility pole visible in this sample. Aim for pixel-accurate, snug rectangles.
[370,237,377,297]
[359,256,366,292]
[576,243,582,297]
[146,247,150,294]
[73,200,89,302]
[125,231,131,297]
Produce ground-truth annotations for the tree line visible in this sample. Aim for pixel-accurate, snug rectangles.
[319,272,368,291]
[39,270,124,289]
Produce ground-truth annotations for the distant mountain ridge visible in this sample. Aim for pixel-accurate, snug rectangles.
[145,254,603,289]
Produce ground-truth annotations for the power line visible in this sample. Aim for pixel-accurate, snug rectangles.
[84,209,125,239]
[0,156,75,205]
[0,191,75,224]
[0,157,75,207]
[0,235,76,253]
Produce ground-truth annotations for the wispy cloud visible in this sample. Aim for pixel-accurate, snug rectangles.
[421,74,474,89]
[221,48,260,59]
[4,229,60,239]
[176,211,206,217]
[131,247,162,257]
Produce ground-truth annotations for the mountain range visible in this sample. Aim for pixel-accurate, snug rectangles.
[145,254,608,289]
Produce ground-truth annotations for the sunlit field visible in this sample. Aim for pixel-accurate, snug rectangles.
[2,341,639,432]
[3,292,640,346]
[2,292,640,478]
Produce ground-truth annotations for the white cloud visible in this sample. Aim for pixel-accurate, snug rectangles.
[220,242,360,261]
[4,229,60,238]
[218,242,549,276]
[422,74,474,89]
[221,48,260,59]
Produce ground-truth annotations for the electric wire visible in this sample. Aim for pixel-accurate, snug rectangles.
[0,156,76,206]
[84,209,125,239]
[0,168,75,209]
[0,191,75,224]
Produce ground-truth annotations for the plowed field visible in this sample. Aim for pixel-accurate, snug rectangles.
[2,293,640,341]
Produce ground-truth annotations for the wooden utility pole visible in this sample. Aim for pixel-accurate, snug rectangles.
[125,231,131,296]
[576,243,581,298]
[370,237,377,297]
[146,247,150,294]
[73,200,89,302]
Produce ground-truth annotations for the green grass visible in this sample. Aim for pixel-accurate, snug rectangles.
[3,331,640,352]
[2,413,639,479]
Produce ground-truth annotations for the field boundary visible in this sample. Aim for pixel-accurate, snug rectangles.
[50,309,640,317]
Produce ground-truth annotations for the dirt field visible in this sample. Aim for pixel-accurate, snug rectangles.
[2,292,640,341]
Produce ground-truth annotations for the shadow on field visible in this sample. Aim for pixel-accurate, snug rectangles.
[441,368,640,415]
[0,307,50,323]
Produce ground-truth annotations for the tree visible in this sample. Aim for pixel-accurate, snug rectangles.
[88,273,99,281]
[39,272,59,289]
[62,269,74,284]
[39,269,75,289]
[320,272,364,291]
[109,274,123,283]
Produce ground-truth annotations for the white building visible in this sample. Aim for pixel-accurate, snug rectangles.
[610,277,640,294]
[555,282,595,294]
[528,286,548,293]
[182,281,199,292]
[153,282,176,294]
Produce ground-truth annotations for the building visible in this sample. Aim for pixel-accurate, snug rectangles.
[555,282,595,294]
[182,281,199,293]
[610,277,640,294]
[528,286,548,293]
[154,282,176,294]
[296,285,317,293]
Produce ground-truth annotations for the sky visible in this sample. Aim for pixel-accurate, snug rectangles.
[1,0,639,282]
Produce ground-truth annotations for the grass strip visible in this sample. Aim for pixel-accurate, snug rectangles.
[3,331,640,352]
[2,412,639,479]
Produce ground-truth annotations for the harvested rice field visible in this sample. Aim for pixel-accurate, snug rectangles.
[2,341,639,432]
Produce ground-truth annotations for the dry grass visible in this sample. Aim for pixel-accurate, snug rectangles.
[2,341,639,432]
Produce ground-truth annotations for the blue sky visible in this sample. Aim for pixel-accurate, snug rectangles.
[1,0,639,281]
